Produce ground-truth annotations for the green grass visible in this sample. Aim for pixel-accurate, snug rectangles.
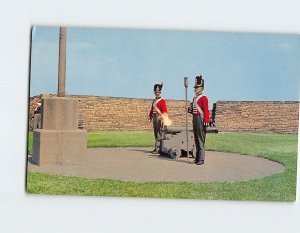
[27,131,154,154]
[28,132,33,154]
[27,131,298,201]
[88,131,154,148]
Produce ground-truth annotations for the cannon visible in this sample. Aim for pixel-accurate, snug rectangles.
[158,103,218,159]
[159,126,195,159]
[208,103,219,133]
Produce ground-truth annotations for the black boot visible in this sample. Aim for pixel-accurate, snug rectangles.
[196,160,204,165]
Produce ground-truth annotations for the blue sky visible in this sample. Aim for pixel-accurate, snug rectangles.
[30,26,300,105]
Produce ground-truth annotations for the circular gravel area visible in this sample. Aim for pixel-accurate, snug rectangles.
[28,147,284,183]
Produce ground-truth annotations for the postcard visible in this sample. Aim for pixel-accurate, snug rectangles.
[27,26,299,201]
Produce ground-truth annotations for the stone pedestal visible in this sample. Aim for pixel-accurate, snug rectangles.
[32,97,87,166]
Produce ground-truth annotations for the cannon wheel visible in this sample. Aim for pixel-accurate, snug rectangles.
[168,147,181,160]
[168,147,181,159]
[168,149,176,159]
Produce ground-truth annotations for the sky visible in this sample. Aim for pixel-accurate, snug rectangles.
[30,26,300,105]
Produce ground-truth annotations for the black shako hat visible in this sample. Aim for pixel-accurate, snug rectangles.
[154,82,163,93]
[194,75,204,88]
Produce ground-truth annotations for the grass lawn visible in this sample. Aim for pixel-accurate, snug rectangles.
[26,131,298,201]
[27,131,154,154]
[88,131,154,148]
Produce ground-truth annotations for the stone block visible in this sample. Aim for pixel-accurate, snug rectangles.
[32,129,87,166]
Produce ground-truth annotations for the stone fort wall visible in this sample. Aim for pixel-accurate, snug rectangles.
[29,94,192,131]
[215,101,299,134]
[29,94,299,133]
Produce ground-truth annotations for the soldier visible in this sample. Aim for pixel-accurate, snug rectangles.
[149,83,168,153]
[188,75,210,165]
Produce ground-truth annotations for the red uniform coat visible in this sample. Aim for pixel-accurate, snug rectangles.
[192,95,210,123]
[149,98,168,118]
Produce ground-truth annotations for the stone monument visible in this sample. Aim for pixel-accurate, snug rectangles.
[32,27,87,166]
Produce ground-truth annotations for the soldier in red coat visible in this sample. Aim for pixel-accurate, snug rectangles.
[149,83,168,153]
[188,75,210,165]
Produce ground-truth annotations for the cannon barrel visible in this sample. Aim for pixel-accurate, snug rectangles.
[164,126,218,134]
[163,126,193,134]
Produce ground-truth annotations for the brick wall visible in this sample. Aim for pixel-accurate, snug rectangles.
[215,101,299,134]
[29,95,43,129]
[29,94,192,131]
[29,95,299,133]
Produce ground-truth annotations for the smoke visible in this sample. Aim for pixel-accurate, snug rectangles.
[161,113,172,126]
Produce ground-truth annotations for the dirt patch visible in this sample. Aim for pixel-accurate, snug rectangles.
[28,147,284,183]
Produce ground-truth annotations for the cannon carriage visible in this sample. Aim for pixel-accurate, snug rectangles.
[159,127,195,159]
[158,102,218,159]
[158,124,218,159]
